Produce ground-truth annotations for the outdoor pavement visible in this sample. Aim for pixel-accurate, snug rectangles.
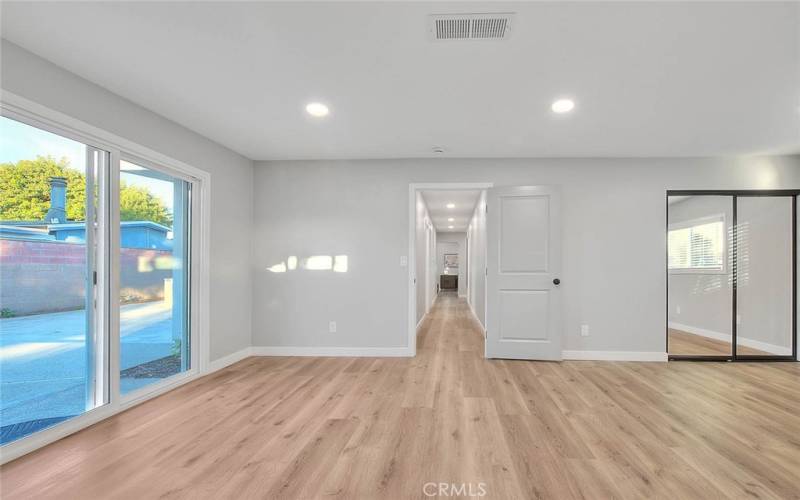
[0,301,177,435]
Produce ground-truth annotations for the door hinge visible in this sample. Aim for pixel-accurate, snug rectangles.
[93,271,97,285]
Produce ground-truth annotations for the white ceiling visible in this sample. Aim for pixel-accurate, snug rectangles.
[2,2,798,161]
[422,190,481,232]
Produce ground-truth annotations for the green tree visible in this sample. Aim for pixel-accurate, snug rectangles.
[0,156,172,226]
[119,181,171,225]
[0,156,85,221]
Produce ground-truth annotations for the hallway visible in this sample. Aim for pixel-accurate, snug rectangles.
[2,293,799,499]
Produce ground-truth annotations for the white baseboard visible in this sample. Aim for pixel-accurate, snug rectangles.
[208,347,253,372]
[466,300,485,331]
[737,338,793,356]
[562,350,668,362]
[251,346,414,357]
[668,322,729,342]
[669,322,792,356]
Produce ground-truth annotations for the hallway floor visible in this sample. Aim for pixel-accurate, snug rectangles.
[2,294,799,498]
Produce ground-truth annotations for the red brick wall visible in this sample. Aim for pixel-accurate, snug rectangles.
[1,239,86,265]
[1,239,172,316]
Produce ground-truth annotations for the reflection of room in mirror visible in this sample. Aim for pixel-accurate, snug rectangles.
[667,194,794,358]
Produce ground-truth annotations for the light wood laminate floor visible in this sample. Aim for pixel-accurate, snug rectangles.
[667,328,773,356]
[2,294,799,499]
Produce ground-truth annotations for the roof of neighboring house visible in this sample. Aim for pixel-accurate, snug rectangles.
[0,221,172,243]
[48,221,172,232]
[0,225,56,241]
[0,220,171,232]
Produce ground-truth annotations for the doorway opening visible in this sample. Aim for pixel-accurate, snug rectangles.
[408,183,491,356]
[666,190,799,361]
[409,183,564,361]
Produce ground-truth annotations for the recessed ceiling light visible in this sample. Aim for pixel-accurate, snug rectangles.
[448,225,454,229]
[305,102,330,117]
[551,99,575,114]
[447,217,454,222]
[446,203,455,209]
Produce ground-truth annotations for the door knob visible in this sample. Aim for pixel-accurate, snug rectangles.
[553,278,561,285]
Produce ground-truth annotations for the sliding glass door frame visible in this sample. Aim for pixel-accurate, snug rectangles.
[0,93,210,463]
[115,152,199,404]
[666,189,799,362]
[86,146,111,411]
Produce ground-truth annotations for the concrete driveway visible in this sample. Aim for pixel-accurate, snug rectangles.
[0,301,176,434]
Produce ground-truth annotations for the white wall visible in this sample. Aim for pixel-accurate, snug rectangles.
[251,156,800,354]
[467,191,487,328]
[436,232,466,296]
[668,196,733,336]
[414,192,436,325]
[1,40,255,362]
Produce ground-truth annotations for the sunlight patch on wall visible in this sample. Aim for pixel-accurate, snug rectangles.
[304,255,333,270]
[267,262,287,273]
[266,255,349,273]
[333,255,348,273]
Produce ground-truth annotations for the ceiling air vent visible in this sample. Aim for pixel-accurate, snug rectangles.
[429,13,514,41]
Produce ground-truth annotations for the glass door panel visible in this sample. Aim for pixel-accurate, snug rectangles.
[119,160,190,395]
[0,116,107,444]
[667,195,733,357]
[735,196,793,357]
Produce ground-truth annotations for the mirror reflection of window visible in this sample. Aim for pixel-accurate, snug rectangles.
[667,195,732,357]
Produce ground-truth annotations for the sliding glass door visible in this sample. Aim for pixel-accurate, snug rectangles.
[0,113,197,446]
[119,159,190,395]
[0,116,108,443]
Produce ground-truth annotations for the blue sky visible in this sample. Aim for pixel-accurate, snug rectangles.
[0,116,85,171]
[2,116,174,211]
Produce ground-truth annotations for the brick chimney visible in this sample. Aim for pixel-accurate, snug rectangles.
[44,177,67,223]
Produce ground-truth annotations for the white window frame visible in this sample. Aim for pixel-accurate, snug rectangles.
[0,91,211,464]
[668,213,728,275]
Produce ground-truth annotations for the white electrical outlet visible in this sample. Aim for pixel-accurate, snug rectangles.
[329,321,337,333]
[399,255,408,267]
[580,324,590,337]
[676,305,681,315]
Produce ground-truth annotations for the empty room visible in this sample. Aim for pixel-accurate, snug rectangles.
[1,1,798,499]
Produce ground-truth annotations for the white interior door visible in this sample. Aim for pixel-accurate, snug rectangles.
[486,186,562,360]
